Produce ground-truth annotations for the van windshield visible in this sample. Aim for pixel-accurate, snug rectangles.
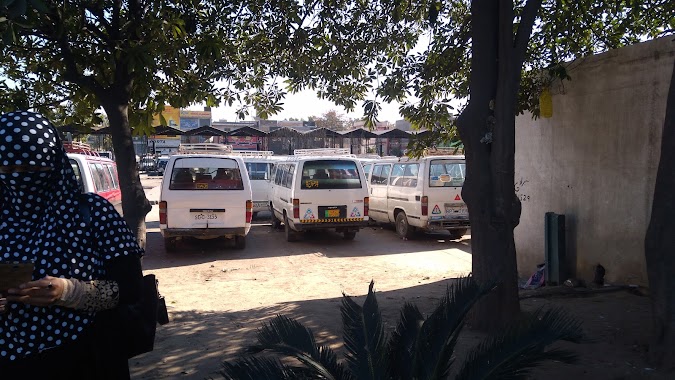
[301,160,362,190]
[169,157,244,190]
[429,160,466,187]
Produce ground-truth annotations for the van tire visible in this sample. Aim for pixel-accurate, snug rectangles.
[449,228,467,240]
[164,237,178,252]
[343,231,357,240]
[395,212,415,240]
[271,210,282,230]
[284,216,299,242]
[234,235,246,249]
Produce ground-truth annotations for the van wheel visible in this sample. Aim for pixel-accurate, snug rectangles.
[164,237,178,252]
[234,235,246,250]
[395,212,415,240]
[271,211,282,230]
[284,216,299,242]
[449,228,467,240]
[343,231,357,240]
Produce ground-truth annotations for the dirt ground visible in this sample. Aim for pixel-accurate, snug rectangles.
[131,177,670,380]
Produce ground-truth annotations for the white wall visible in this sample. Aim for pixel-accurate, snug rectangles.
[515,37,675,286]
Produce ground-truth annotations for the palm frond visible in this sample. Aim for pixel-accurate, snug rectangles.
[341,280,389,380]
[247,315,344,380]
[412,276,494,380]
[220,356,308,380]
[454,307,583,380]
[387,302,424,379]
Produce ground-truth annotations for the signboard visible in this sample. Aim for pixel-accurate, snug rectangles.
[152,106,180,127]
[180,110,212,119]
[228,136,260,150]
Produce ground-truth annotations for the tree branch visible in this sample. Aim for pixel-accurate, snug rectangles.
[513,0,542,71]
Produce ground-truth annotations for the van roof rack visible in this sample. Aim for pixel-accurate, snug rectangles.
[178,143,233,154]
[232,151,274,157]
[422,147,464,157]
[63,142,101,156]
[294,148,353,156]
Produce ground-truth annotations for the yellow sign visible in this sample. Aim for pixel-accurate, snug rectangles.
[152,106,181,127]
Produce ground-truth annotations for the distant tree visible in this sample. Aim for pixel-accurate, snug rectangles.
[314,110,347,131]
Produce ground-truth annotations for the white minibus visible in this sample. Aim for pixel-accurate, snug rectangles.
[367,155,469,239]
[269,152,369,241]
[159,153,253,251]
[239,152,276,217]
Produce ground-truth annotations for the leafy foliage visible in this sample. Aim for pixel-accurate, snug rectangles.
[219,277,583,380]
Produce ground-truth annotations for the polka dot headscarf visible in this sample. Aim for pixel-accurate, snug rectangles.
[0,111,143,361]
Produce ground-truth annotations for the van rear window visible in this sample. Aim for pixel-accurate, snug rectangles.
[301,160,362,190]
[429,160,466,187]
[245,162,271,180]
[169,158,244,190]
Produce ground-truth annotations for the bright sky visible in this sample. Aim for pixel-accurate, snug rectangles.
[204,89,405,123]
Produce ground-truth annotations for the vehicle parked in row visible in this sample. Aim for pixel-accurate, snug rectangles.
[67,150,123,215]
[156,155,170,174]
[159,150,253,251]
[239,152,276,217]
[366,155,469,239]
[269,149,369,241]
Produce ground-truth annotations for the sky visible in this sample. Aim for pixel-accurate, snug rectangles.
[202,89,405,124]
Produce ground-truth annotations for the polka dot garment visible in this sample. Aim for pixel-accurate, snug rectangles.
[0,111,143,361]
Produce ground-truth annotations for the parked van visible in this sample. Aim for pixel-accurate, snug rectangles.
[67,152,123,215]
[159,153,253,251]
[367,155,469,239]
[269,150,369,241]
[239,152,275,217]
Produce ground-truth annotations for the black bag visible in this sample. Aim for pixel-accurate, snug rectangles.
[120,274,169,358]
[79,197,169,358]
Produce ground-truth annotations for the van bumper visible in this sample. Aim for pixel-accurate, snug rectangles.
[161,227,247,238]
[290,220,369,231]
[425,219,470,231]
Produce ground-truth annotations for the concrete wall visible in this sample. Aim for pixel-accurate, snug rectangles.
[515,37,675,286]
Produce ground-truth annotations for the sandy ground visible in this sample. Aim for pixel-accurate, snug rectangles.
[130,175,671,380]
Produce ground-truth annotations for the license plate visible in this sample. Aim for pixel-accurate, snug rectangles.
[194,213,219,220]
[253,201,268,209]
[325,209,340,218]
[445,206,468,215]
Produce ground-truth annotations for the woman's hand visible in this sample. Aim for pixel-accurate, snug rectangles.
[6,276,64,307]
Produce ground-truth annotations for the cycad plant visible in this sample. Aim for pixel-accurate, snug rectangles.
[219,276,582,380]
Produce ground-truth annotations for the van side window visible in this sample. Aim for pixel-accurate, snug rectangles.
[274,164,285,185]
[390,163,419,187]
[105,164,119,189]
[283,165,294,188]
[371,164,390,185]
[89,163,104,192]
[69,159,84,193]
[363,164,372,181]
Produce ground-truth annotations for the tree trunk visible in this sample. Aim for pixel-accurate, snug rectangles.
[456,0,540,331]
[645,58,675,370]
[101,100,152,249]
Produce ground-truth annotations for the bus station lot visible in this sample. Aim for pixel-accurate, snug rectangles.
[133,174,664,380]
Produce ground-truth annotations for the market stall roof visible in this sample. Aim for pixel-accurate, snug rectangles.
[183,125,227,137]
[339,127,377,139]
[267,127,302,137]
[302,127,342,138]
[154,125,185,136]
[227,126,267,137]
[374,128,411,139]
[57,124,91,136]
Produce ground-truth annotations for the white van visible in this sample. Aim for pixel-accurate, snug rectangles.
[269,153,369,241]
[367,155,469,239]
[239,152,275,217]
[67,152,123,215]
[159,154,253,251]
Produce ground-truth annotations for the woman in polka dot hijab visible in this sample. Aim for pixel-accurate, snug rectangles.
[0,111,144,379]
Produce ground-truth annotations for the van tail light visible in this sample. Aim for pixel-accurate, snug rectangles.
[159,201,167,224]
[246,200,253,223]
[421,196,428,216]
[363,197,369,217]
[293,199,300,219]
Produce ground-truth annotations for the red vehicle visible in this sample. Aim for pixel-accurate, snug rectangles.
[66,150,123,216]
